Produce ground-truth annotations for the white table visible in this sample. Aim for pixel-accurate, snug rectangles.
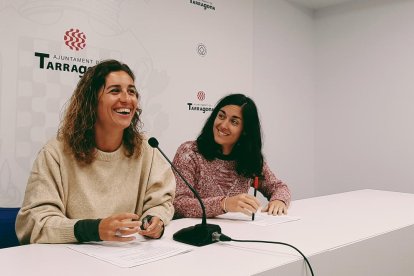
[2,189,414,276]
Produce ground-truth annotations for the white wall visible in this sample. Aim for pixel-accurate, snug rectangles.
[254,0,414,199]
[253,0,316,200]
[0,0,253,207]
[3,0,413,207]
[315,0,414,196]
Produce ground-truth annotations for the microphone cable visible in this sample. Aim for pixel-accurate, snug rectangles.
[212,232,314,276]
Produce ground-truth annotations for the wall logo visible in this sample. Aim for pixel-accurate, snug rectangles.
[33,28,97,77]
[197,43,207,57]
[197,91,205,101]
[190,0,216,11]
[187,91,213,113]
[64,28,86,51]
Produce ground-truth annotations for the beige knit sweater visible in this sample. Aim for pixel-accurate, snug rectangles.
[16,137,175,244]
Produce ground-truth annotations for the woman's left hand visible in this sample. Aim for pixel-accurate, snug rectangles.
[138,216,164,239]
[262,200,287,215]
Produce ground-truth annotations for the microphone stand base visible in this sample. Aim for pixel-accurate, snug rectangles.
[173,223,222,247]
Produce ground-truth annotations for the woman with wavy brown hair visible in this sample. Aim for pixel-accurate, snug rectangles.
[58,60,143,164]
[16,60,175,244]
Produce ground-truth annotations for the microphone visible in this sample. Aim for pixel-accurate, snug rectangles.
[148,137,222,246]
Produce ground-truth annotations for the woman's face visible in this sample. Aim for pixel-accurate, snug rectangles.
[95,70,138,133]
[213,104,243,155]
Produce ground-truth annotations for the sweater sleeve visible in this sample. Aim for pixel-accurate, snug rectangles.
[172,142,226,218]
[140,146,176,225]
[15,146,79,244]
[259,162,291,207]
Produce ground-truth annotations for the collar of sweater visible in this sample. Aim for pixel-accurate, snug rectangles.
[215,151,236,161]
[95,145,125,161]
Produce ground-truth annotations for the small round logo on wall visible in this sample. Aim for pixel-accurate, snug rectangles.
[197,43,207,57]
[64,28,86,51]
[197,91,206,101]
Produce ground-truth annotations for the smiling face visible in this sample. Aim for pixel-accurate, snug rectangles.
[95,70,138,134]
[213,104,244,155]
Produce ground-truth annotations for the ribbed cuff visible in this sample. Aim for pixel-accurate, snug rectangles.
[74,219,102,243]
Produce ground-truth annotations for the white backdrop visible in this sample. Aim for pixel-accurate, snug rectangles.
[6,0,411,208]
[0,0,252,207]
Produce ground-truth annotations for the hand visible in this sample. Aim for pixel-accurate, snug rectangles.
[138,216,164,239]
[262,200,287,215]
[225,193,261,216]
[99,213,141,242]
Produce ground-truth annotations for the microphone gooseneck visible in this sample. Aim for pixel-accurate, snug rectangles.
[148,137,206,225]
[148,137,222,246]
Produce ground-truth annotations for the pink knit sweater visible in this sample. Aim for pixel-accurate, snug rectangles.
[172,141,291,218]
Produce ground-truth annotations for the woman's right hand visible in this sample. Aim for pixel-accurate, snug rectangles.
[99,213,142,242]
[225,194,261,216]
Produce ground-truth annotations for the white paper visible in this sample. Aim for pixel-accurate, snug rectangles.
[216,212,300,226]
[66,236,192,268]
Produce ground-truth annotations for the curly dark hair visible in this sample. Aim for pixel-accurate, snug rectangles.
[197,93,263,177]
[58,59,143,164]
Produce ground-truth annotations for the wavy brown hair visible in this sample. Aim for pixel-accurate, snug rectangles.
[58,59,143,164]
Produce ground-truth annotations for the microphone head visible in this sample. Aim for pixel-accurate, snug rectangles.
[148,137,159,148]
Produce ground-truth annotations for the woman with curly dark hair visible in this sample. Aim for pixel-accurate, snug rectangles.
[173,93,290,218]
[16,60,175,244]
[58,59,144,164]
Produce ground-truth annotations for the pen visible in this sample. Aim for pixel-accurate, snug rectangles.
[140,215,153,230]
[252,176,259,221]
